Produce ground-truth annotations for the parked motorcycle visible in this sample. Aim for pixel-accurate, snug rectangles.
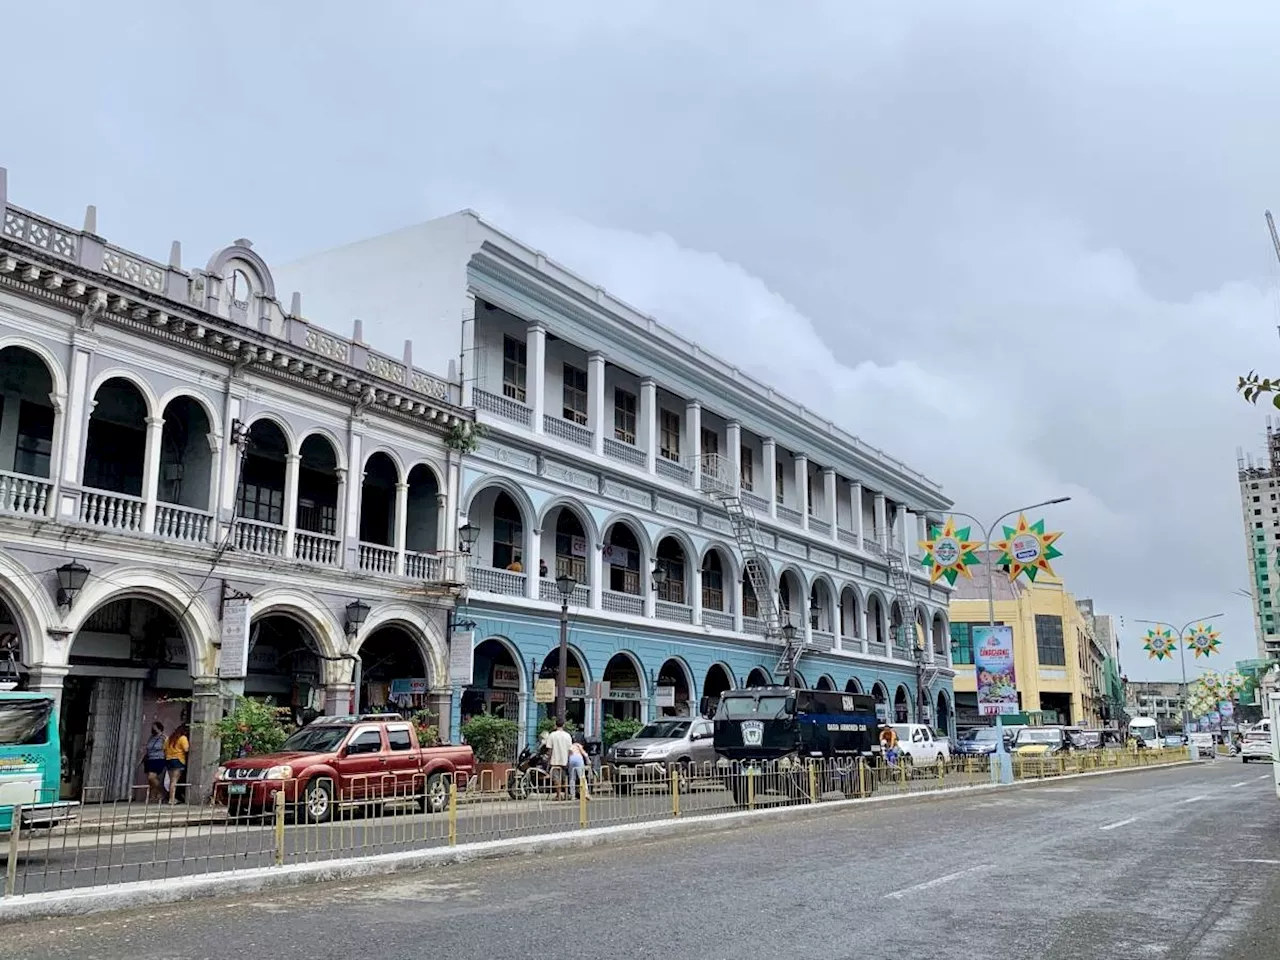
[506,742,552,799]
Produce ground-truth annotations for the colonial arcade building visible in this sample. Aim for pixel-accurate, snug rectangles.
[280,210,959,747]
[0,172,471,801]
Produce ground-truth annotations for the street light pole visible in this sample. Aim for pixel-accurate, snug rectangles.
[1134,614,1224,735]
[554,574,578,726]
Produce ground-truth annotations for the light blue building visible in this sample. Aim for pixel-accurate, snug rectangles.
[281,211,958,749]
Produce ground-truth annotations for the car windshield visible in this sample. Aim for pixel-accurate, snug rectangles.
[279,726,348,753]
[1247,731,1270,741]
[635,721,690,740]
[1016,729,1061,745]
[717,695,790,720]
[962,728,1002,742]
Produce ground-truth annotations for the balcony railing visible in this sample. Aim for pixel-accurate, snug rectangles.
[868,640,888,657]
[655,600,693,624]
[543,415,593,449]
[603,437,645,467]
[0,470,52,518]
[742,492,769,514]
[539,578,589,606]
[702,610,734,631]
[837,527,859,547]
[810,519,832,537]
[295,531,342,566]
[359,542,398,575]
[234,518,286,557]
[154,504,212,543]
[776,504,802,526]
[810,630,836,651]
[405,550,442,581]
[656,455,693,486]
[474,389,532,428]
[602,591,643,616]
[468,565,526,597]
[80,490,145,533]
[741,615,765,636]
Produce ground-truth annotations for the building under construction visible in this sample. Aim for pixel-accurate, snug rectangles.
[1238,420,1280,658]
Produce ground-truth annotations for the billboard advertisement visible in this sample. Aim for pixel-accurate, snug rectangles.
[974,625,1019,716]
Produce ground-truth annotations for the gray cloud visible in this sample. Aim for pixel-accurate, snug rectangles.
[5,0,1276,676]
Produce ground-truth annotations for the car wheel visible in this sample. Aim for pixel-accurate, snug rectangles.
[935,754,946,768]
[672,760,693,794]
[304,778,334,824]
[1243,756,1250,763]
[421,772,448,814]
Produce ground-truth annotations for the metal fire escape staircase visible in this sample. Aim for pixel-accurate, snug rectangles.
[875,524,943,702]
[700,456,801,682]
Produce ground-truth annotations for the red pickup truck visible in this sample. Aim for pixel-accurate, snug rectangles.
[213,715,474,823]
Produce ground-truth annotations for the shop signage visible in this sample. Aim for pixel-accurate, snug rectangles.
[570,536,588,558]
[534,678,556,703]
[655,685,676,708]
[606,689,642,701]
[390,678,428,696]
[491,665,520,689]
[218,596,252,679]
[974,625,1019,716]
[449,631,474,686]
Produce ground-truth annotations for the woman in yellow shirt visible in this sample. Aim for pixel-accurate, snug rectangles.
[164,724,190,805]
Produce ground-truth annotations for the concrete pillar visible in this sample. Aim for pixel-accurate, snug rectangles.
[725,421,742,495]
[527,323,546,433]
[344,429,363,568]
[140,416,164,533]
[858,601,869,654]
[586,351,606,456]
[0,390,21,470]
[25,664,68,719]
[762,438,777,519]
[690,561,703,626]
[283,452,301,558]
[324,683,356,716]
[824,468,838,540]
[852,482,864,550]
[61,344,93,485]
[874,493,888,550]
[639,378,657,474]
[460,293,478,409]
[186,676,223,804]
[795,454,809,529]
[733,575,744,633]
[393,480,409,575]
[525,520,541,600]
[432,688,454,744]
[588,541,603,610]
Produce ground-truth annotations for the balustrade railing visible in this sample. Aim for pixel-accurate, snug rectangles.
[0,470,52,518]
[702,610,734,631]
[80,490,145,533]
[602,591,643,616]
[234,518,285,556]
[468,565,526,596]
[654,600,693,624]
[405,550,442,580]
[603,437,646,467]
[656,455,693,486]
[473,389,532,427]
[539,578,589,606]
[295,531,341,566]
[154,504,212,543]
[776,505,803,526]
[358,542,398,575]
[543,415,593,448]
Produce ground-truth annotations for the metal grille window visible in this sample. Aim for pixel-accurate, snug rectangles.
[660,410,681,461]
[502,336,527,402]
[775,460,785,504]
[562,363,587,425]
[614,389,636,443]
[807,475,815,515]
[237,482,284,525]
[701,428,719,458]
[1035,614,1067,666]
[740,445,754,491]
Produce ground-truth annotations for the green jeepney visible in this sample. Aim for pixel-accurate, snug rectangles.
[0,692,78,833]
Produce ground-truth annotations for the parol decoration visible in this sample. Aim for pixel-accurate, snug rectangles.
[918,516,983,585]
[1186,623,1222,659]
[993,513,1064,582]
[1144,628,1177,661]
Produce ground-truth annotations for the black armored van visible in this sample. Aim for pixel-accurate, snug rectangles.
[713,685,883,804]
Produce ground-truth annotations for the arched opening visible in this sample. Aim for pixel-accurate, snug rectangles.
[894,684,910,723]
[63,597,191,803]
[539,648,588,730]
[745,667,772,689]
[701,549,731,617]
[656,658,692,718]
[815,675,835,691]
[541,503,589,584]
[654,536,688,606]
[0,346,56,489]
[602,653,644,723]
[868,594,886,648]
[936,691,952,735]
[466,486,528,596]
[235,420,289,553]
[359,452,399,548]
[603,521,642,597]
[872,681,889,721]
[157,397,213,512]
[701,663,734,716]
[778,569,804,631]
[742,575,761,625]
[405,464,441,565]
[460,637,522,733]
[844,677,863,694]
[84,377,147,498]
[915,608,928,659]
[932,612,949,658]
[246,614,323,720]
[0,596,25,687]
[810,580,835,636]
[890,601,907,657]
[296,435,341,557]
[839,587,860,641]
[357,625,430,715]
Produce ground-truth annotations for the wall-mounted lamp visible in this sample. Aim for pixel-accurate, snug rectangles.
[56,560,90,609]
[457,521,480,555]
[344,599,370,637]
[651,562,668,592]
[229,418,250,447]
[555,574,577,600]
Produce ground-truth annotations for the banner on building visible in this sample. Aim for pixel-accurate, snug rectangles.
[534,678,556,703]
[974,625,1019,716]
[390,678,429,696]
[448,631,474,686]
[491,665,520,689]
[1220,700,1234,718]
[218,597,252,680]
[655,685,676,708]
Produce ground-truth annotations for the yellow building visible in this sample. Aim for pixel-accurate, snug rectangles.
[949,559,1107,729]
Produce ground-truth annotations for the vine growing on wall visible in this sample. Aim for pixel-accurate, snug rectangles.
[444,421,486,454]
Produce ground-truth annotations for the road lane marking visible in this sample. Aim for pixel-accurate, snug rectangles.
[1233,859,1280,865]
[1099,817,1139,831]
[884,864,991,899]
[1181,795,1206,803]
[1231,781,1250,788]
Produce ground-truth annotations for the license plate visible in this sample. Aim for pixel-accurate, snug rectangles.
[228,784,248,795]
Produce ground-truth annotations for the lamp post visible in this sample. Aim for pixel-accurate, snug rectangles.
[781,621,798,687]
[554,574,577,725]
[1134,615,1224,735]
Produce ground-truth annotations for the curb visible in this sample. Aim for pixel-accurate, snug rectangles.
[0,759,1196,923]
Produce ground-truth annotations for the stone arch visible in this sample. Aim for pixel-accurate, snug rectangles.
[871,681,889,704]
[537,496,600,546]
[404,457,446,492]
[844,677,864,694]
[932,609,950,657]
[936,689,953,734]
[362,447,406,483]
[656,656,695,715]
[777,564,807,627]
[893,684,911,723]
[745,667,772,688]
[242,412,297,456]
[355,602,448,684]
[602,649,647,696]
[249,586,345,665]
[809,572,839,633]
[0,555,56,668]
[600,512,652,559]
[702,661,736,700]
[472,634,527,691]
[64,566,219,676]
[699,542,738,615]
[86,367,159,420]
[815,674,836,691]
[866,590,889,645]
[156,387,223,439]
[461,474,537,525]
[206,242,277,301]
[0,335,68,399]
[298,427,349,472]
[839,582,863,639]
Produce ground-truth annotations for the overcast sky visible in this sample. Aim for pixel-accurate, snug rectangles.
[6,1,1278,681]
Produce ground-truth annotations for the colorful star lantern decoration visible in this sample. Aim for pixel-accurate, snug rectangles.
[1143,627,1177,661]
[992,514,1064,582]
[918,516,984,585]
[1185,623,1222,659]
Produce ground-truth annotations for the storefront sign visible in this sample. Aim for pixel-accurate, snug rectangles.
[218,597,252,679]
[390,678,429,696]
[491,665,520,689]
[449,631,474,686]
[974,625,1019,716]
[534,678,556,703]
[570,536,588,558]
[655,685,676,708]
[606,689,642,701]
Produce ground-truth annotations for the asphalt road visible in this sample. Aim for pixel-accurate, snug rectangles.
[4,760,1278,959]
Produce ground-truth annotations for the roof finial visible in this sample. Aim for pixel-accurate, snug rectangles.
[168,241,182,269]
[403,339,412,368]
[83,204,97,235]
[290,291,302,316]
[352,318,364,344]
[0,167,7,207]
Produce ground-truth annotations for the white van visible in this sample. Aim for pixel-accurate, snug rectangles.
[891,724,951,766]
[1128,717,1160,749]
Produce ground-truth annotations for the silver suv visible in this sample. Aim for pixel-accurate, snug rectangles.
[606,718,717,793]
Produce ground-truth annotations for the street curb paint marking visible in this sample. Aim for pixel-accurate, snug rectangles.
[1232,859,1280,865]
[1181,795,1206,803]
[884,864,991,899]
[1099,817,1138,831]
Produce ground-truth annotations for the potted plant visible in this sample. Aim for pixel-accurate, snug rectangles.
[212,697,292,763]
[460,714,520,790]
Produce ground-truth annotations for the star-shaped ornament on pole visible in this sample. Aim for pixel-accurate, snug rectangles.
[1143,628,1177,661]
[918,517,983,585]
[1186,623,1221,659]
[992,513,1064,582]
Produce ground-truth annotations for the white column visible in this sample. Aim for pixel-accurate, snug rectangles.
[762,438,777,519]
[852,481,864,550]
[795,454,809,531]
[686,399,702,488]
[0,391,21,468]
[283,452,301,558]
[587,352,606,456]
[527,323,546,434]
[588,542,603,610]
[61,344,93,486]
[874,493,888,550]
[824,468,838,542]
[460,293,477,408]
[725,421,742,495]
[834,592,844,652]
[802,588,813,648]
[344,432,362,568]
[639,378,657,474]
[690,562,703,625]
[524,521,541,600]
[858,601,869,654]
[732,576,744,633]
[393,480,409,575]
[140,416,164,533]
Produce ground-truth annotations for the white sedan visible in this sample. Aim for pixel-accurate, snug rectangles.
[1241,730,1273,763]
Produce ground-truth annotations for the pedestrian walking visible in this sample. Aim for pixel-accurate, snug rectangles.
[143,721,166,802]
[546,719,573,800]
[164,723,190,805]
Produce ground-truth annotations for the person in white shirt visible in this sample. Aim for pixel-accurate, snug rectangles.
[546,719,574,800]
